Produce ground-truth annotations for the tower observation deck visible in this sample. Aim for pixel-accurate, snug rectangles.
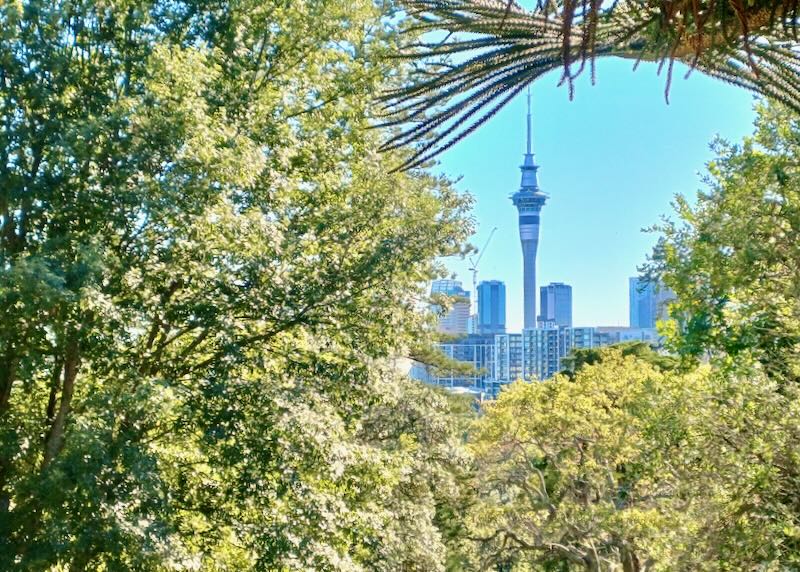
[511,90,548,329]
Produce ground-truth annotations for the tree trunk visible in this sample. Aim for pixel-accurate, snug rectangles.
[0,351,17,512]
[42,336,80,469]
[0,350,17,415]
[622,545,641,572]
[45,357,64,424]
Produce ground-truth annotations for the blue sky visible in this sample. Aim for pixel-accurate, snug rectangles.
[434,57,757,331]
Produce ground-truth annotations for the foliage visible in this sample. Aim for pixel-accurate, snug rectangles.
[381,0,800,169]
[560,342,680,378]
[0,0,475,569]
[468,350,704,570]
[648,103,800,384]
[468,347,800,571]
[5,1,800,570]
[683,369,800,570]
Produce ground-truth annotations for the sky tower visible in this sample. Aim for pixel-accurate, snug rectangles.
[511,90,548,329]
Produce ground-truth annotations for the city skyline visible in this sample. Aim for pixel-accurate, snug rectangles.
[431,275,657,335]
[437,58,756,331]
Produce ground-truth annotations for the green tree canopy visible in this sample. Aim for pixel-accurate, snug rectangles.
[648,104,800,384]
[468,349,705,570]
[0,0,475,568]
[469,346,800,570]
[560,341,680,378]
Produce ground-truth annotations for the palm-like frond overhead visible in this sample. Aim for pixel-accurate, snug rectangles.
[381,0,800,170]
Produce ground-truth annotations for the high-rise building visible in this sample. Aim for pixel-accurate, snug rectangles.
[497,333,524,380]
[654,286,676,323]
[539,282,572,327]
[431,279,470,334]
[423,333,496,389]
[629,278,675,328]
[511,90,548,330]
[522,325,597,381]
[629,277,653,328]
[477,280,506,334]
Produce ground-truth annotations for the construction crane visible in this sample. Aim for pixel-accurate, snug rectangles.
[468,227,497,320]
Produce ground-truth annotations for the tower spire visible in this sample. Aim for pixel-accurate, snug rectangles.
[526,87,532,155]
[520,86,539,190]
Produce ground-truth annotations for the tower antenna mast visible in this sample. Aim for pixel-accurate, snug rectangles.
[526,87,532,155]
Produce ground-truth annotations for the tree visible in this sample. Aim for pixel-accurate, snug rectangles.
[467,349,705,570]
[560,342,680,378]
[636,103,800,568]
[0,0,474,568]
[380,0,800,169]
[466,346,800,570]
[647,103,800,384]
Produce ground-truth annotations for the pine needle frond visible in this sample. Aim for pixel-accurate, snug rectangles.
[383,0,800,169]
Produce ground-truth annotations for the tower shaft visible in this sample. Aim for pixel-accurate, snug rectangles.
[521,239,539,329]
